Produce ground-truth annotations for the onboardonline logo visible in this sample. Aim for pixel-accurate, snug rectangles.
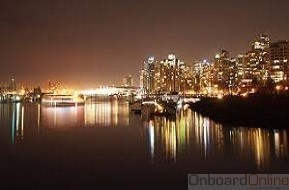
[188,174,289,190]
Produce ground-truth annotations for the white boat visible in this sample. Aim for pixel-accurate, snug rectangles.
[41,94,85,106]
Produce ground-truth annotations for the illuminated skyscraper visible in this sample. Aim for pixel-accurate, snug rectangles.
[269,40,289,83]
[237,34,270,91]
[192,60,214,95]
[214,50,237,93]
[123,74,133,87]
[251,34,270,85]
[159,54,185,93]
[140,54,189,94]
[252,34,270,50]
[9,78,17,92]
[140,56,156,94]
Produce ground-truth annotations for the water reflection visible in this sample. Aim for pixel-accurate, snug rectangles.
[142,108,289,170]
[40,98,129,128]
[41,104,84,128]
[84,98,129,127]
[0,103,26,145]
[0,100,289,172]
[11,103,24,144]
[0,98,130,145]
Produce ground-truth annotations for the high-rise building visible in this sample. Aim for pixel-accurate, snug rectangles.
[140,68,146,92]
[251,34,270,84]
[237,34,270,91]
[159,54,185,93]
[140,56,156,94]
[213,50,237,93]
[252,34,270,51]
[123,75,133,87]
[9,78,17,92]
[192,60,208,94]
[180,61,194,94]
[269,40,289,83]
[0,82,4,93]
[140,54,189,95]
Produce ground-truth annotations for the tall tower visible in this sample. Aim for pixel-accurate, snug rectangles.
[123,74,133,87]
[160,54,185,93]
[141,56,156,94]
[269,40,289,83]
[9,78,17,92]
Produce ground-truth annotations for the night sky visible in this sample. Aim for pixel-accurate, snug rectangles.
[0,0,289,88]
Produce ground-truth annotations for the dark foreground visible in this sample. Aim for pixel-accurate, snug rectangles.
[190,95,289,128]
[0,127,186,189]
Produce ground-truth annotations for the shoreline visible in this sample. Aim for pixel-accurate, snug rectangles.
[189,94,289,128]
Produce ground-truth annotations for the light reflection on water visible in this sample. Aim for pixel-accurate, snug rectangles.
[84,98,129,127]
[41,104,84,128]
[142,108,289,170]
[13,103,24,144]
[0,98,130,145]
[40,97,130,128]
[0,99,288,172]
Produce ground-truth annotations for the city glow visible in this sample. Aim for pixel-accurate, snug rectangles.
[217,94,223,99]
[82,86,118,96]
[241,92,248,97]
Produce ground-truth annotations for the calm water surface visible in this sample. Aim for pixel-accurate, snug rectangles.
[0,97,289,188]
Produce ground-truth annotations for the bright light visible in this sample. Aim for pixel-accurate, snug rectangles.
[142,101,157,105]
[134,94,142,100]
[274,60,280,64]
[156,104,164,113]
[215,54,220,59]
[177,99,183,106]
[183,104,190,110]
[168,54,176,60]
[276,85,281,91]
[217,94,223,99]
[148,56,155,63]
[82,86,117,96]
[20,89,26,95]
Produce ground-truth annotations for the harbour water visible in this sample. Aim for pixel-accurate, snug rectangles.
[0,97,288,188]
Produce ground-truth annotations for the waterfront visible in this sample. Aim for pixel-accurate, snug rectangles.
[0,98,289,188]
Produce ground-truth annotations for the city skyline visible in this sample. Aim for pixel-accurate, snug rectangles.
[140,36,289,96]
[1,0,289,88]
[1,34,288,92]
